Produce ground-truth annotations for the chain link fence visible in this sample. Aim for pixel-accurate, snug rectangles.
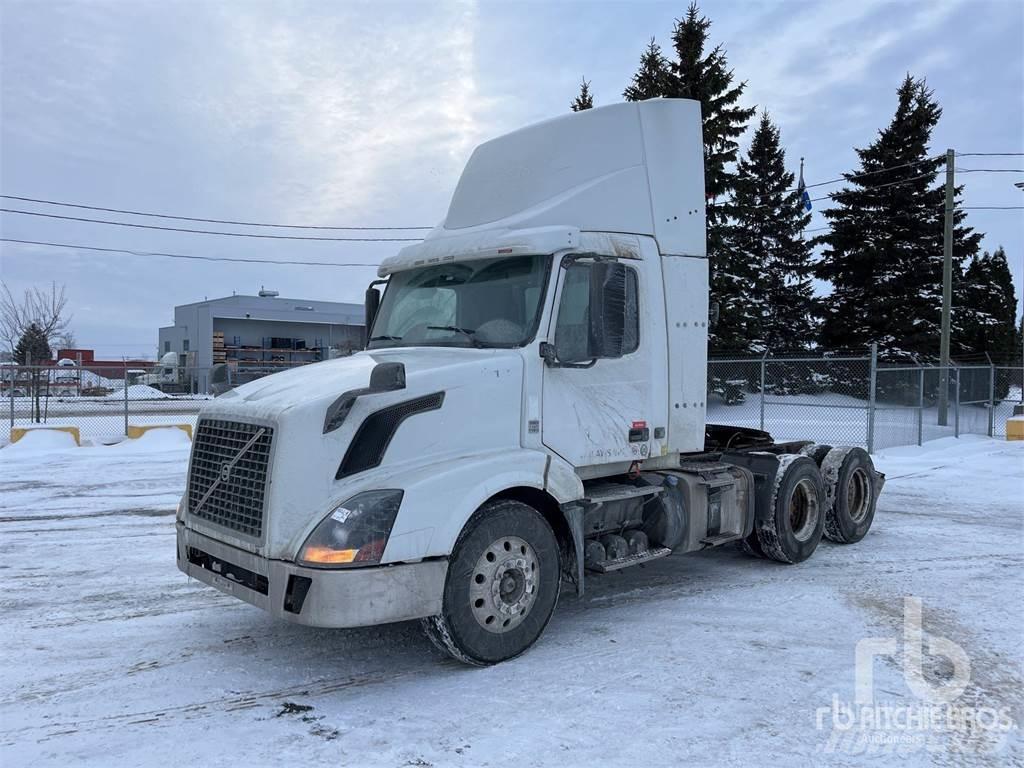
[708,348,1023,451]
[5,353,1023,450]
[1,362,311,445]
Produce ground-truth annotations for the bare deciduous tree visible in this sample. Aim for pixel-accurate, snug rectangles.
[0,282,73,354]
[55,330,77,351]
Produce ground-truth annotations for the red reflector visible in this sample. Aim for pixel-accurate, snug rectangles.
[354,539,386,563]
[632,420,647,429]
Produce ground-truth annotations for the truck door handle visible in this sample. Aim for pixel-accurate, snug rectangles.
[628,427,649,443]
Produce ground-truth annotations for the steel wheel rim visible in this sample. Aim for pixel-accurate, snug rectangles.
[469,535,539,634]
[847,467,872,523]
[789,478,820,542]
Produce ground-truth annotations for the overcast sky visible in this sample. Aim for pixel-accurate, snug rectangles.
[1,0,1021,360]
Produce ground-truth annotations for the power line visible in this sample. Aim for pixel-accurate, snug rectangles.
[798,155,944,192]
[734,170,940,210]
[805,203,1023,232]
[0,238,382,267]
[723,157,1021,208]
[0,208,424,242]
[0,194,433,231]
[955,152,1024,157]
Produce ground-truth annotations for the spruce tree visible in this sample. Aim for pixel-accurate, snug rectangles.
[570,78,594,112]
[13,322,50,367]
[959,247,1019,397]
[14,323,51,423]
[623,39,671,101]
[624,4,754,353]
[731,112,816,354]
[815,75,981,365]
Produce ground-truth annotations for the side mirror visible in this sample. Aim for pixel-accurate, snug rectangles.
[709,300,720,329]
[323,362,406,433]
[364,279,387,347]
[589,261,628,359]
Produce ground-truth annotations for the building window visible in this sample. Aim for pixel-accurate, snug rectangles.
[164,341,171,353]
[183,339,190,352]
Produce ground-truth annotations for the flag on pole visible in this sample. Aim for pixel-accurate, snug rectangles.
[798,158,812,212]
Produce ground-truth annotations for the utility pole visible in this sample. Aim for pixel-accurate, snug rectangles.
[937,148,954,426]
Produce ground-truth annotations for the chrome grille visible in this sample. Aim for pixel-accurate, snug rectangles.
[188,418,274,538]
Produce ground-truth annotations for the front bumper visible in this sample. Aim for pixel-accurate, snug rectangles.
[177,524,448,628]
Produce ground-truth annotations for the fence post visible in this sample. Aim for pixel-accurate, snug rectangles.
[953,367,960,438]
[759,351,767,431]
[124,361,129,437]
[7,366,14,437]
[917,366,924,446]
[987,362,995,438]
[867,343,877,453]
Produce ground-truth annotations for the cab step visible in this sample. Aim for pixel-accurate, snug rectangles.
[587,546,672,573]
[583,483,662,506]
[700,532,741,548]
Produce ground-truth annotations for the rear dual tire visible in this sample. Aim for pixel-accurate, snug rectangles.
[821,447,878,544]
[740,446,879,562]
[754,454,826,564]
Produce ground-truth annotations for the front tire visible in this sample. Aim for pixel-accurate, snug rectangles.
[422,499,560,666]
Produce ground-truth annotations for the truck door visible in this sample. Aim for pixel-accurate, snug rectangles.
[541,255,668,468]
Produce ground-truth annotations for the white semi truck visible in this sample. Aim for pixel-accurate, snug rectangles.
[177,99,884,665]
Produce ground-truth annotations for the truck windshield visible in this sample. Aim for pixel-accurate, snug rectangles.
[368,254,549,349]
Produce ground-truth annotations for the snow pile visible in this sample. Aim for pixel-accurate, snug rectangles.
[112,427,192,452]
[2,429,78,454]
[103,384,172,400]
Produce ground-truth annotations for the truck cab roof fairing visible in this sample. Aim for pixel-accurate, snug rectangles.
[378,99,706,277]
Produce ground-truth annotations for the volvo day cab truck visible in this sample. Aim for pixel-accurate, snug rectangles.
[177,99,884,665]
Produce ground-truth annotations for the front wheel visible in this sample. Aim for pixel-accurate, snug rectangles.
[422,499,560,666]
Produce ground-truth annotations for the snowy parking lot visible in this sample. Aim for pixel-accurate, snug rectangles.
[1,431,1021,766]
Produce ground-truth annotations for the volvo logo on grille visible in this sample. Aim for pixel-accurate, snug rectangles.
[219,462,233,482]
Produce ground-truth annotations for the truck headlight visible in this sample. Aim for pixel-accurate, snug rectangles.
[297,490,403,567]
[176,495,187,522]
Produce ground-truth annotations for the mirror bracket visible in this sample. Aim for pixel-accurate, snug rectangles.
[540,342,596,369]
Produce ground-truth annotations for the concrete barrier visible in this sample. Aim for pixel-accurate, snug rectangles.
[1007,415,1024,441]
[126,424,193,440]
[10,426,81,445]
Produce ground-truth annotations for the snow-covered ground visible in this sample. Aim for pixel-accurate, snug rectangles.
[0,433,1021,766]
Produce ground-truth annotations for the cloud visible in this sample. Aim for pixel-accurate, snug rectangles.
[168,1,491,225]
[729,0,965,129]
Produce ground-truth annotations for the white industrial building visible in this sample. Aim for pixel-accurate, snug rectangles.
[158,290,364,391]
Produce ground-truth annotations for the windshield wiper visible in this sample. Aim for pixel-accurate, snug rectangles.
[427,326,482,347]
[369,334,402,341]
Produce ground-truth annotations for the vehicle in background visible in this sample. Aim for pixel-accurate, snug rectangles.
[131,352,190,394]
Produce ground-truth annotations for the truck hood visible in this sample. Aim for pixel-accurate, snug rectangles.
[194,346,526,559]
[220,347,518,409]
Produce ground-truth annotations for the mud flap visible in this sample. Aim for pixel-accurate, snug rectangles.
[560,501,587,597]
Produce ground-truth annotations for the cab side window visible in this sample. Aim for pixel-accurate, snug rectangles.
[553,264,591,362]
[553,261,639,363]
